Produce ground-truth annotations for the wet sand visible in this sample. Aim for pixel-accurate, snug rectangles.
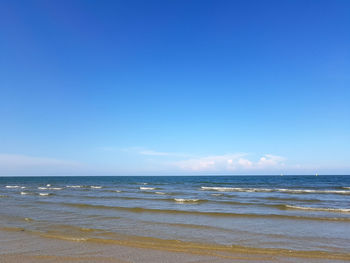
[1,229,350,263]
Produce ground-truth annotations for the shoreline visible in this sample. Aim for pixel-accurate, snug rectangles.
[1,229,350,263]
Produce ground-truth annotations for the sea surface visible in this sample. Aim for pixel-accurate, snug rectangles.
[1,175,350,257]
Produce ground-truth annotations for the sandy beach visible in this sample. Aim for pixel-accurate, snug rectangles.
[1,228,350,263]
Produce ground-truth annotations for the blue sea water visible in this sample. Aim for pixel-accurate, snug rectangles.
[0,175,349,254]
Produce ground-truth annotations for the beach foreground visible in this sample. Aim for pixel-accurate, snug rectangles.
[1,176,350,262]
[1,229,349,263]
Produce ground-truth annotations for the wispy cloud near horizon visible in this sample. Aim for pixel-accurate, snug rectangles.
[0,153,86,176]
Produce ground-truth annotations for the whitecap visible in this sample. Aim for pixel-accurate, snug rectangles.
[38,187,48,190]
[155,192,166,195]
[140,187,156,190]
[285,205,350,213]
[67,185,82,188]
[201,186,350,195]
[49,187,63,190]
[174,198,200,203]
[90,186,102,189]
[39,193,50,196]
[20,192,28,195]
[6,185,20,188]
[211,193,223,196]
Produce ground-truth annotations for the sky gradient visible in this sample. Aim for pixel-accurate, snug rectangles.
[0,0,349,175]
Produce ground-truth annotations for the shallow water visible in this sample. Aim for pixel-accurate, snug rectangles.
[1,175,350,257]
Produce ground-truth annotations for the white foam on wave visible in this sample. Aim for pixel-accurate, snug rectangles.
[49,187,63,190]
[140,187,156,190]
[20,192,28,195]
[285,205,350,213]
[201,186,273,192]
[201,186,350,195]
[114,190,122,193]
[21,186,26,189]
[6,185,20,188]
[39,193,51,196]
[38,187,48,190]
[90,186,102,189]
[46,184,51,187]
[211,193,223,196]
[67,185,82,188]
[155,192,166,195]
[174,198,200,203]
[279,189,350,194]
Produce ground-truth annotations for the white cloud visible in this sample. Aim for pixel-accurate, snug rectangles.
[0,154,86,176]
[174,153,286,173]
[257,154,286,168]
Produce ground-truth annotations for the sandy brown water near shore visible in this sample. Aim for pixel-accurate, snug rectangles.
[1,229,350,263]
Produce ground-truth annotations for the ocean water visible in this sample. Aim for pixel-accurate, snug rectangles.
[1,175,350,257]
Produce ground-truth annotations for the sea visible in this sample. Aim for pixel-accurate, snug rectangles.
[1,175,350,259]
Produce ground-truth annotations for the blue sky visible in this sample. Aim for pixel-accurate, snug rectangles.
[0,0,349,175]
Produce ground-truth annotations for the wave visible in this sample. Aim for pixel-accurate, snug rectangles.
[5,185,20,188]
[38,187,48,190]
[49,187,63,190]
[285,205,350,213]
[201,186,273,192]
[51,202,350,222]
[201,186,350,195]
[342,187,350,190]
[155,191,166,195]
[90,186,102,189]
[263,197,321,203]
[20,192,29,195]
[39,193,51,196]
[66,185,83,188]
[278,189,350,194]
[174,198,201,203]
[140,187,156,190]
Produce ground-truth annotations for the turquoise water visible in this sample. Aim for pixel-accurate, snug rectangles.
[1,176,350,254]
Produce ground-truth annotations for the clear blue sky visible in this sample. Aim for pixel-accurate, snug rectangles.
[0,0,349,175]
